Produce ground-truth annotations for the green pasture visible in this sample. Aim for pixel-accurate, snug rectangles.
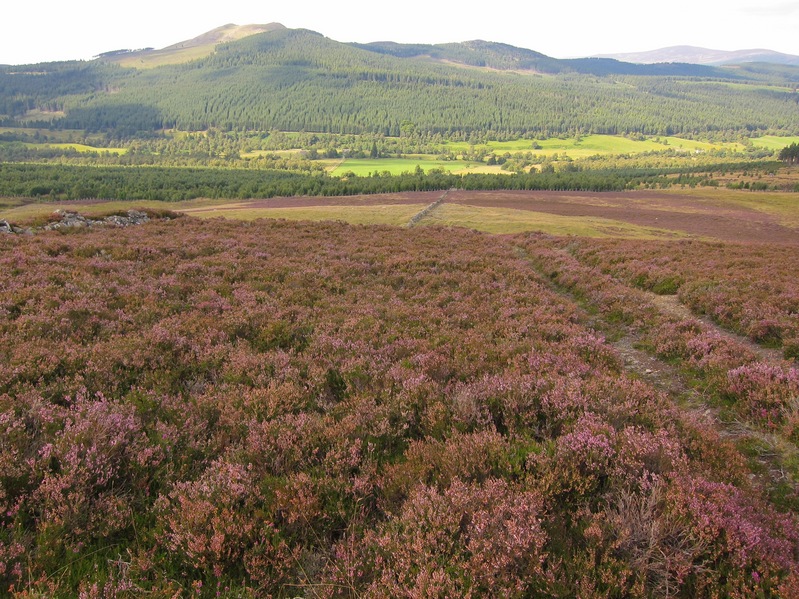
[748,136,799,151]
[22,142,128,154]
[331,157,485,176]
[443,134,742,158]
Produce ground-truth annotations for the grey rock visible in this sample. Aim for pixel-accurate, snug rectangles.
[7,208,163,235]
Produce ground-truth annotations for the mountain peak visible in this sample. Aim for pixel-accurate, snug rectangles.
[100,23,286,69]
[162,23,286,51]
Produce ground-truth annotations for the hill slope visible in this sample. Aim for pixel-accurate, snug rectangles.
[2,26,799,137]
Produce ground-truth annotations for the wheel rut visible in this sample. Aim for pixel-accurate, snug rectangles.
[514,242,798,502]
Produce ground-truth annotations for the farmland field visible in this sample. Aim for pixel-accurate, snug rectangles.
[442,134,748,157]
[1,189,799,596]
[329,156,492,176]
[21,142,128,154]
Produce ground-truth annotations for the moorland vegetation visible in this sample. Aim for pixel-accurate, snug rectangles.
[2,219,799,597]
[1,23,799,599]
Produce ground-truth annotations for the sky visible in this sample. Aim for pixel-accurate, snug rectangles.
[2,0,799,65]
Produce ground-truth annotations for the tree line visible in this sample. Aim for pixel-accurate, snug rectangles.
[779,142,799,164]
[0,161,783,204]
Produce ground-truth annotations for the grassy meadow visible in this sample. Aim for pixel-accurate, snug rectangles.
[748,135,799,151]
[442,134,747,157]
[22,142,128,154]
[330,156,496,176]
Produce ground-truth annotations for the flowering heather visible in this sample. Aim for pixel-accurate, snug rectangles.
[1,219,797,596]
[520,234,799,434]
[561,238,799,357]
[726,362,799,430]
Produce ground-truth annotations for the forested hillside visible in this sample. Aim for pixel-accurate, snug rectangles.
[1,26,798,137]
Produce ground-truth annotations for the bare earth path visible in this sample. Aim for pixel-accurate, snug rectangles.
[647,293,785,362]
[516,244,799,502]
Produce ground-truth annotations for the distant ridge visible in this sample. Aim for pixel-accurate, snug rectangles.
[595,45,799,66]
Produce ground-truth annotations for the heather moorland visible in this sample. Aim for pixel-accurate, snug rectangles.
[2,215,798,597]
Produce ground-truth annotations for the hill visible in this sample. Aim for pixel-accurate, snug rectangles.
[1,25,799,137]
[597,45,799,66]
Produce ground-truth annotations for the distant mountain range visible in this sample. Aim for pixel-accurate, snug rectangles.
[595,46,799,66]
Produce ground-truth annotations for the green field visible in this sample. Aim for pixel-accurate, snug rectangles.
[6,132,795,170]
[330,157,490,176]
[22,142,128,154]
[748,135,799,151]
[443,134,744,158]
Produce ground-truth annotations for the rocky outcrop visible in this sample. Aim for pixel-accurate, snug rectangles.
[1,209,163,234]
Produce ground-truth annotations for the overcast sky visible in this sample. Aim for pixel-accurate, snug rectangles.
[3,0,799,65]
